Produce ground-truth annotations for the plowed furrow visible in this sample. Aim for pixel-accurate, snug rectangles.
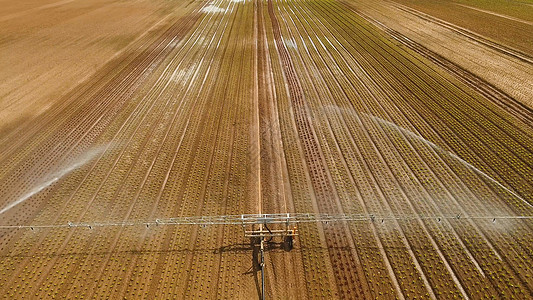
[267,0,372,298]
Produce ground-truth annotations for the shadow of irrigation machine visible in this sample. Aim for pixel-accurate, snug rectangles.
[241,214,298,300]
[3,213,532,299]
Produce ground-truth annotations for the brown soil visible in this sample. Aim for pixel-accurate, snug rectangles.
[1,0,532,298]
[393,0,533,55]
[347,0,533,110]
[0,0,196,133]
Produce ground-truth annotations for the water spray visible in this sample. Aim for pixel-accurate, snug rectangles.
[0,145,108,216]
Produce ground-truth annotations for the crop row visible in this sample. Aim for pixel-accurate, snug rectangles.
[0,0,260,297]
[265,0,533,298]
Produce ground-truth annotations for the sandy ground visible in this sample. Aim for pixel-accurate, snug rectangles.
[0,0,532,298]
[455,3,533,26]
[393,0,533,54]
[0,0,195,135]
[346,0,533,110]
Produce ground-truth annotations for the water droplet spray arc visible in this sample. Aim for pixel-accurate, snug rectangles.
[0,145,109,216]
[322,105,532,210]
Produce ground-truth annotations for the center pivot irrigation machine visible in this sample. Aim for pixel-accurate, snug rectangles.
[2,213,532,300]
[241,214,298,300]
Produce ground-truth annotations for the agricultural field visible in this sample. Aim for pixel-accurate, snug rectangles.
[0,0,532,298]
[348,0,533,109]
[391,0,533,55]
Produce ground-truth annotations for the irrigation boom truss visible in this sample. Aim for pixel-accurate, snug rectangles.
[1,213,531,300]
[1,213,531,230]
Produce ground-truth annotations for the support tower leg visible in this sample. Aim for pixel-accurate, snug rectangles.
[260,238,265,300]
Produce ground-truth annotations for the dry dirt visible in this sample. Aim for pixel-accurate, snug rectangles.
[1,0,532,299]
[0,0,197,134]
[347,0,533,110]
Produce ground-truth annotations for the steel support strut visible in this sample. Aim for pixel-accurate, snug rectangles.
[2,213,531,230]
[260,238,265,300]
